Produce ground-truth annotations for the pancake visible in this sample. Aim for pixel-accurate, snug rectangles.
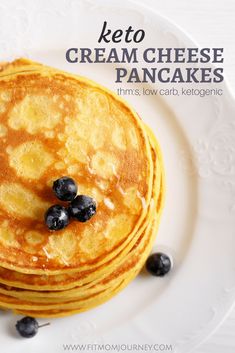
[0,58,155,275]
[0,184,163,314]
[0,58,165,317]
[0,136,162,291]
[0,153,163,301]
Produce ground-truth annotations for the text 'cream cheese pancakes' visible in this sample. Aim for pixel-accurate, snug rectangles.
[0,59,165,317]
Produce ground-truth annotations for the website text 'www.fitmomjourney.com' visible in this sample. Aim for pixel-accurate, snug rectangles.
[62,343,173,352]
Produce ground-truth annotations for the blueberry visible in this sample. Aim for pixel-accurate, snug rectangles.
[44,204,69,230]
[146,252,172,276]
[16,317,39,338]
[53,176,77,201]
[68,195,96,222]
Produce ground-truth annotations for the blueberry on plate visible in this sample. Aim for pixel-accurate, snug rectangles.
[16,317,50,338]
[16,317,39,338]
[44,204,69,231]
[53,176,77,201]
[146,252,172,276]
[68,195,96,222]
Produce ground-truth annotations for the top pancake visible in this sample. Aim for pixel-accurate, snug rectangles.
[0,59,156,274]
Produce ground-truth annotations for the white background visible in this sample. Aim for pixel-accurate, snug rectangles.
[139,0,235,352]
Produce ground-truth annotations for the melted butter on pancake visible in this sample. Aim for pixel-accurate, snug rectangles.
[77,184,103,203]
[8,141,54,179]
[23,231,47,255]
[103,197,115,210]
[122,187,142,214]
[78,218,109,260]
[0,183,49,220]
[8,95,61,134]
[103,214,135,249]
[79,231,105,260]
[90,151,119,179]
[43,231,78,265]
[24,231,45,246]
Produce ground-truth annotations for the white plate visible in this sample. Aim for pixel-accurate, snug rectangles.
[1,1,235,352]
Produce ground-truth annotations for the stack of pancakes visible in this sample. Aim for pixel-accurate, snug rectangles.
[0,59,165,318]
